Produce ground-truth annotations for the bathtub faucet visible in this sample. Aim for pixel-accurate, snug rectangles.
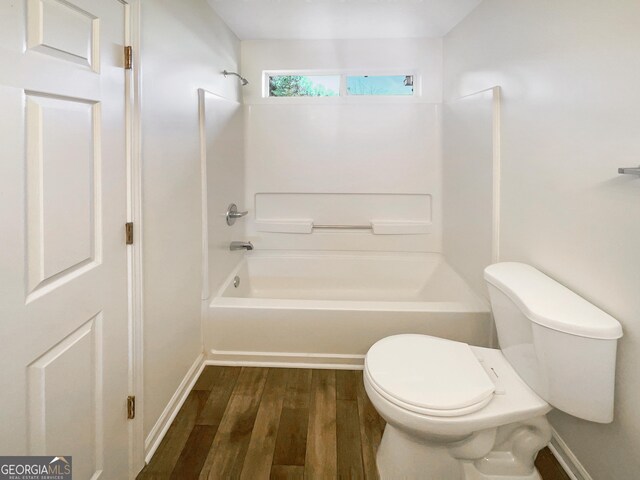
[230,241,253,251]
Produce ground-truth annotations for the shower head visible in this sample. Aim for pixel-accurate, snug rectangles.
[223,70,249,86]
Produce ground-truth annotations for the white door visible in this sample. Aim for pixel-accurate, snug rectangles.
[0,1,131,478]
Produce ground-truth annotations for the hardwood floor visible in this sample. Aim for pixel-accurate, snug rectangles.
[138,366,570,480]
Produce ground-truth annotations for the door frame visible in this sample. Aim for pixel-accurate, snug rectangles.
[123,0,145,477]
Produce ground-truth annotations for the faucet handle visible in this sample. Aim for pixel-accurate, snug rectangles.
[226,203,249,226]
[229,210,248,218]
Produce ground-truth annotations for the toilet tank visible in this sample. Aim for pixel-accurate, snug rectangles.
[484,263,623,423]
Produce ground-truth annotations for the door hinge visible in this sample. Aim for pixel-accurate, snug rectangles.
[124,45,133,70]
[125,222,134,245]
[127,395,136,419]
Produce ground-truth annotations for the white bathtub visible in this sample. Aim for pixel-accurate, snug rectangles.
[205,251,493,368]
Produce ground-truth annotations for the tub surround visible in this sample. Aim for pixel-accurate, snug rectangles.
[241,38,443,254]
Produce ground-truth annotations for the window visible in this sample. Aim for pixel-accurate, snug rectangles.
[266,73,416,98]
[268,75,340,97]
[346,75,414,96]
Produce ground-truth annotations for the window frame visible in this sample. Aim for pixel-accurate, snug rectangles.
[262,70,421,102]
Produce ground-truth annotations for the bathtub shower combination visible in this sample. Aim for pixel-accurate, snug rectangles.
[205,251,492,367]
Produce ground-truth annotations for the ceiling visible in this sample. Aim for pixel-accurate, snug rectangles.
[207,0,482,40]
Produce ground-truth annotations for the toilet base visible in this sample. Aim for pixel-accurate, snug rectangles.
[377,416,551,480]
[462,463,541,480]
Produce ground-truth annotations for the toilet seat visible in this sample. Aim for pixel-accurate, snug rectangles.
[365,334,496,417]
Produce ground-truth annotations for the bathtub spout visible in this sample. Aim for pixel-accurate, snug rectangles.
[230,241,253,251]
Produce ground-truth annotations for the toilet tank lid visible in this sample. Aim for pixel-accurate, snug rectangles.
[484,263,622,340]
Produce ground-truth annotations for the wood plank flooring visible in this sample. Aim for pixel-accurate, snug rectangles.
[138,366,570,480]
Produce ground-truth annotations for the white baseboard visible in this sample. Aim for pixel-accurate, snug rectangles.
[207,348,364,370]
[549,427,593,480]
[144,353,206,464]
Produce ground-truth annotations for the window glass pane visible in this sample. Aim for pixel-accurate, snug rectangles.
[346,75,414,96]
[269,75,340,97]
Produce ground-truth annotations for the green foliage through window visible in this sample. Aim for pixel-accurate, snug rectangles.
[268,75,339,97]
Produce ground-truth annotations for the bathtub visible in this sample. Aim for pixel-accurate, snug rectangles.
[205,251,493,368]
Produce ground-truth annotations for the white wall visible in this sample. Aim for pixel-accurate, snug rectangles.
[241,39,443,252]
[444,1,640,478]
[140,0,240,439]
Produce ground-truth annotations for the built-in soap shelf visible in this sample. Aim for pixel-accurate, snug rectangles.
[255,219,433,235]
[254,192,433,235]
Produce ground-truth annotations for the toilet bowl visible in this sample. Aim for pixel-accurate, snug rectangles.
[364,334,551,479]
[364,262,623,480]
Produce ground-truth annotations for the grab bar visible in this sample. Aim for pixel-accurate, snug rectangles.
[312,223,372,230]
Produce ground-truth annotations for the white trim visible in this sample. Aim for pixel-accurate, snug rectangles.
[248,95,434,106]
[125,0,144,477]
[548,427,593,480]
[207,359,363,370]
[144,353,206,464]
[491,86,501,263]
[198,89,210,302]
[207,348,364,370]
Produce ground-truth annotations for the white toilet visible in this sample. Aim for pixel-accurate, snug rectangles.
[364,262,623,480]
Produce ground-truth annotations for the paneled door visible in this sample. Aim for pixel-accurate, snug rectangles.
[0,1,131,478]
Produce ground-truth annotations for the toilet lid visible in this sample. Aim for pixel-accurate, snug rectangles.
[365,334,495,415]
